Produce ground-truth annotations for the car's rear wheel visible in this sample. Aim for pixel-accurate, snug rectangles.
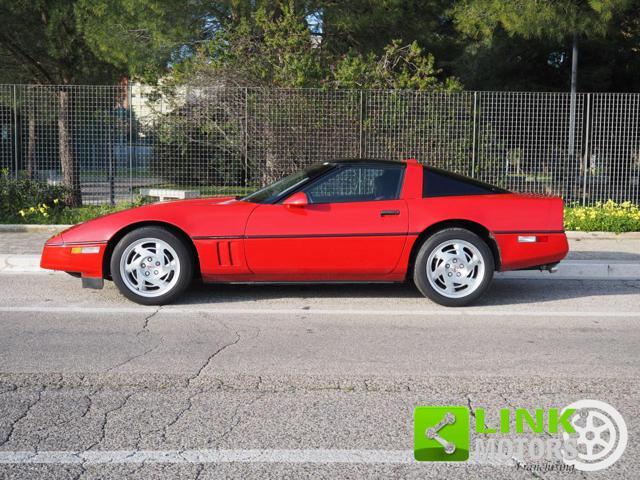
[110,227,193,305]
[413,228,494,307]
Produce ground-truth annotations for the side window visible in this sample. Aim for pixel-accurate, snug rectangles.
[422,167,509,197]
[304,165,404,204]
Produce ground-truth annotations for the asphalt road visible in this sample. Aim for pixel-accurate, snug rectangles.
[0,273,639,479]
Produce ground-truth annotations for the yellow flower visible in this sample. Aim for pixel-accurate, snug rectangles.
[42,212,48,217]
[29,207,35,212]
[53,199,59,205]
[19,210,25,217]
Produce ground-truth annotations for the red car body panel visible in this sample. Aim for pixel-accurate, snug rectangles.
[40,159,569,282]
[244,199,408,276]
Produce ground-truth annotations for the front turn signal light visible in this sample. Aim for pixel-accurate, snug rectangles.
[70,246,100,254]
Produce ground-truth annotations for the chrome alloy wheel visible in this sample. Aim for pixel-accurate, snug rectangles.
[119,238,181,298]
[426,239,485,299]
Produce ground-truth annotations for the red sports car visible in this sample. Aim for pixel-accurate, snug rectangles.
[41,159,568,306]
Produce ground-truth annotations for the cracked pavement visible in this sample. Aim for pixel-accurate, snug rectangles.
[0,273,639,478]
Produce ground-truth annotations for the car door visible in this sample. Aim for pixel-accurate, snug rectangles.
[244,164,408,278]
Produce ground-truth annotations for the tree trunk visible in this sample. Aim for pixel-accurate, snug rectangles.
[58,88,81,206]
[568,34,578,160]
[26,108,36,180]
[263,148,278,186]
[567,33,578,199]
[571,33,578,95]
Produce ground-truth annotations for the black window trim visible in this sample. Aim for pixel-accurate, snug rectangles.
[279,163,406,205]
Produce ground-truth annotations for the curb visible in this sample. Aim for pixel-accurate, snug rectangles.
[497,260,640,280]
[1,255,638,280]
[567,231,640,240]
[0,225,71,233]
[0,254,48,274]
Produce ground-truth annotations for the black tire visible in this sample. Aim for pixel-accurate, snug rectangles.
[110,226,193,305]
[413,228,494,307]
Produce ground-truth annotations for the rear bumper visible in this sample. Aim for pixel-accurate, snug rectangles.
[493,232,569,271]
[40,241,106,278]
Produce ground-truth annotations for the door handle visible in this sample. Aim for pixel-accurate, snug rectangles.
[380,209,400,217]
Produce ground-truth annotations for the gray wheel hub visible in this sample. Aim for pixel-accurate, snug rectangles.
[119,237,180,298]
[426,239,485,299]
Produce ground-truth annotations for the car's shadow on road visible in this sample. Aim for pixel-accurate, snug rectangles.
[174,278,640,307]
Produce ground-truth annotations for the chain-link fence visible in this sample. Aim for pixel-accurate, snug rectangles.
[1,84,638,205]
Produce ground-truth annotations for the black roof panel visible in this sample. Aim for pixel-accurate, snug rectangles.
[328,158,406,166]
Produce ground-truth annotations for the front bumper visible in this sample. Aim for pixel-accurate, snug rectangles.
[494,232,569,271]
[40,240,106,279]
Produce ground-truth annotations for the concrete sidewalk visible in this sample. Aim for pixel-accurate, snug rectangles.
[1,225,639,279]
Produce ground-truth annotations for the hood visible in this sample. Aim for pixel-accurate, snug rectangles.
[53,196,257,244]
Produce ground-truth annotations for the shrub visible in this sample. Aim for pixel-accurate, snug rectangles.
[51,200,148,224]
[564,201,640,233]
[0,169,68,223]
[12,199,148,225]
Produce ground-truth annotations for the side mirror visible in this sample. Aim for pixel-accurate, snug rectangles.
[283,191,308,207]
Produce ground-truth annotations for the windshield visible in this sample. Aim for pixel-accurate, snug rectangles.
[241,163,333,203]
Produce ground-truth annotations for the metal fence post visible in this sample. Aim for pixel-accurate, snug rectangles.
[568,91,577,167]
[358,90,364,158]
[108,98,115,206]
[244,87,249,188]
[582,93,592,206]
[470,91,478,178]
[128,83,133,202]
[12,85,18,178]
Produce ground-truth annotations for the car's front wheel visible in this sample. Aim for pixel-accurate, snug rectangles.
[111,226,193,305]
[413,228,494,307]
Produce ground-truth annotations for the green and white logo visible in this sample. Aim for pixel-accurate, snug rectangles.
[414,406,470,461]
[413,400,627,471]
